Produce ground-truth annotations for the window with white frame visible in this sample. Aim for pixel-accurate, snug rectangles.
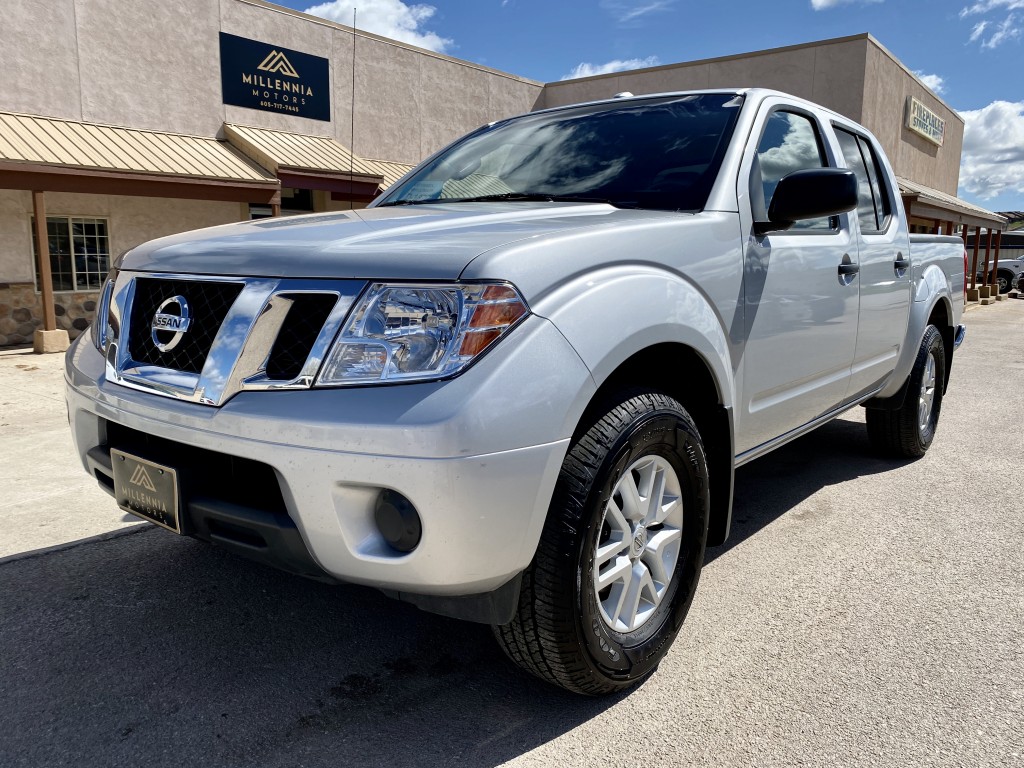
[32,216,110,292]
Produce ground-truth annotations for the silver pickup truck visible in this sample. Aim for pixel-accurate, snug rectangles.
[66,89,966,695]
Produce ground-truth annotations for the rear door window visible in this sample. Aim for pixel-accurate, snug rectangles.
[858,135,892,232]
[835,129,878,232]
[834,127,893,233]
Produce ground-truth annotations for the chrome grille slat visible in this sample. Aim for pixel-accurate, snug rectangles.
[266,293,341,381]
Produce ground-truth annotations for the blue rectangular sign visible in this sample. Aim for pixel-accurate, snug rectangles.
[219,32,331,122]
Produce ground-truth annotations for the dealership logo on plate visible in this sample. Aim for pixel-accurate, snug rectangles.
[129,464,157,492]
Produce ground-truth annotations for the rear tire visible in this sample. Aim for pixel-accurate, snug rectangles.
[866,325,945,458]
[996,271,1012,294]
[493,391,709,696]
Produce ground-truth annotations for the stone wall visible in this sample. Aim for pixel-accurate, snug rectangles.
[0,283,97,346]
[0,191,244,347]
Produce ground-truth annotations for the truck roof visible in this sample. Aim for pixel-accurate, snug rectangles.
[529,88,855,127]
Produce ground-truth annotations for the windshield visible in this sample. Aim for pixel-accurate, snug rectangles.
[377,93,744,212]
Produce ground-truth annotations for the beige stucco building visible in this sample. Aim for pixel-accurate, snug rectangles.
[0,0,1006,347]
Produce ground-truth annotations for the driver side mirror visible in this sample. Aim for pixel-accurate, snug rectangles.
[754,168,858,235]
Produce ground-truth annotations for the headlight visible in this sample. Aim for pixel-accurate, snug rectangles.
[89,278,112,351]
[90,252,126,353]
[90,268,121,356]
[316,282,528,385]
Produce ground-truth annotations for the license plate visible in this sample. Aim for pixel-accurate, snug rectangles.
[111,449,181,533]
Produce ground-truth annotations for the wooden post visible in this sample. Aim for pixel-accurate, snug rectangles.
[933,218,942,234]
[982,228,994,287]
[31,190,57,331]
[969,226,981,290]
[271,202,281,217]
[991,230,1003,292]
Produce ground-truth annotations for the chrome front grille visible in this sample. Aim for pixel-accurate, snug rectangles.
[127,278,243,373]
[105,273,364,406]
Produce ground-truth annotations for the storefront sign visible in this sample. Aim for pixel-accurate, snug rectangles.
[219,32,330,121]
[905,96,944,147]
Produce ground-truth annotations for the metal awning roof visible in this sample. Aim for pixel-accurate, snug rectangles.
[898,176,1008,229]
[0,111,279,203]
[357,157,416,191]
[224,124,413,191]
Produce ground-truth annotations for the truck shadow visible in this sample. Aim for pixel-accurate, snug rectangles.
[0,528,622,768]
[0,415,906,768]
[706,414,911,565]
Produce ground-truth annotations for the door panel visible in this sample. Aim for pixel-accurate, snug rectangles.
[735,105,860,454]
[834,129,912,396]
[739,229,860,451]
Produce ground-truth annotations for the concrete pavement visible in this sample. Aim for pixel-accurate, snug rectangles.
[1,299,1022,767]
[0,346,141,561]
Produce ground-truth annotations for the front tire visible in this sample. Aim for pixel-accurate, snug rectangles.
[866,325,945,458]
[493,391,710,696]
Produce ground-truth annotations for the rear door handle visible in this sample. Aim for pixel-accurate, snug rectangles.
[894,253,910,275]
[838,263,860,275]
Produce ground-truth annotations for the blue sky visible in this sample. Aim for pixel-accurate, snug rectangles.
[276,0,1024,213]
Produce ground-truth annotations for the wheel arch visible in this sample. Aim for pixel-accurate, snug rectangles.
[574,342,735,548]
[926,295,954,393]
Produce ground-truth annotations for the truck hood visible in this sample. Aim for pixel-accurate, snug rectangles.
[121,203,669,280]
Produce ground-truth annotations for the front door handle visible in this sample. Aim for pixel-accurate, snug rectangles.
[838,254,859,286]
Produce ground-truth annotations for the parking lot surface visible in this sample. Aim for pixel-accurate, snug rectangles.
[1,299,1022,767]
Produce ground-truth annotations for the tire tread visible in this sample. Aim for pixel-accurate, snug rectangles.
[866,325,944,458]
[494,392,698,696]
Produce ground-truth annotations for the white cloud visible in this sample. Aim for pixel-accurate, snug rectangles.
[914,71,945,94]
[560,56,661,80]
[960,0,1024,16]
[958,100,1024,201]
[600,1,673,24]
[983,14,1022,46]
[810,0,883,10]
[959,1,1024,46]
[303,0,453,52]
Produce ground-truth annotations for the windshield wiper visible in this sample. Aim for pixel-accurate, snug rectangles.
[375,198,445,207]
[439,193,615,204]
[378,193,617,207]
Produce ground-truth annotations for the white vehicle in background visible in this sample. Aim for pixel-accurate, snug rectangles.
[975,255,1024,294]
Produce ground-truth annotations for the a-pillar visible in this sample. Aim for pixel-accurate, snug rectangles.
[31,190,70,353]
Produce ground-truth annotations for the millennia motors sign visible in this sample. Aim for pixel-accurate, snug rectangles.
[219,32,331,121]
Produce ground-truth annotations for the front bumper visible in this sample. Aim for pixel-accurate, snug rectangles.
[65,315,595,599]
